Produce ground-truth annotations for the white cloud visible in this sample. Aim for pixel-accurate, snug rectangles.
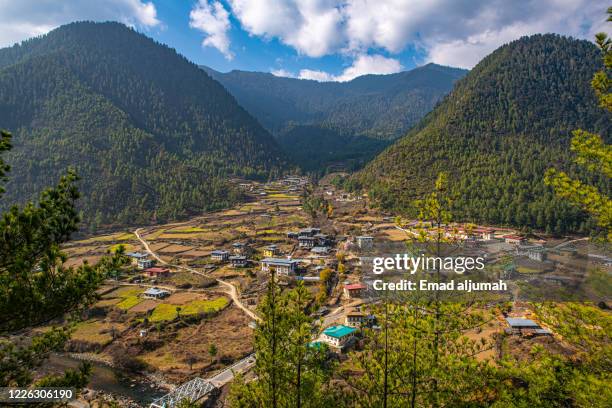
[270,68,295,77]
[421,0,611,68]
[0,0,160,48]
[228,0,344,58]
[298,54,402,82]
[189,0,234,60]
[298,69,334,81]
[222,0,610,71]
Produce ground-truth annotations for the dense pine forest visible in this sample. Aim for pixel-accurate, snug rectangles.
[351,34,611,235]
[203,64,466,170]
[0,22,285,230]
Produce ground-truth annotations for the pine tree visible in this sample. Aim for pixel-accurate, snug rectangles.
[0,128,128,389]
[545,9,611,240]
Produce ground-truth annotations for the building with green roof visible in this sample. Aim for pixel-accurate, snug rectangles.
[321,325,357,349]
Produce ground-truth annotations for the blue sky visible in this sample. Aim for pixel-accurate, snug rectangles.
[152,0,368,76]
[0,1,609,81]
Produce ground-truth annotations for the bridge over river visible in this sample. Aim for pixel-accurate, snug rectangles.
[149,354,256,408]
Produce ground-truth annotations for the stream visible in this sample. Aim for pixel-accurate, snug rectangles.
[42,354,166,405]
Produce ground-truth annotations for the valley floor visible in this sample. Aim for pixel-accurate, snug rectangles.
[48,174,609,407]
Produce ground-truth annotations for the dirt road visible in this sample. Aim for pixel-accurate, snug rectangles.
[134,228,261,322]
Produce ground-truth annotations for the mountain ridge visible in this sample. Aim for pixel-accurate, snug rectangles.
[352,33,611,234]
[0,21,285,230]
[202,62,467,171]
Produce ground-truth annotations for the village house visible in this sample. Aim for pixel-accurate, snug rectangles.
[142,287,170,300]
[211,249,230,262]
[343,282,367,299]
[516,244,547,262]
[321,325,357,349]
[298,235,316,248]
[263,245,280,257]
[233,242,251,256]
[126,252,148,267]
[311,246,330,255]
[356,236,374,250]
[261,258,299,276]
[299,227,321,237]
[474,227,495,240]
[229,255,248,267]
[287,231,299,239]
[503,235,525,245]
[144,267,170,278]
[137,258,155,270]
[345,310,375,328]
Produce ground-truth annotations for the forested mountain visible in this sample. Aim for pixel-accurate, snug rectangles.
[0,22,284,230]
[352,34,611,234]
[202,64,466,170]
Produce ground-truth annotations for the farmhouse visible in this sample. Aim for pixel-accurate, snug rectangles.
[211,250,230,261]
[474,227,495,240]
[311,246,329,255]
[516,244,547,262]
[356,236,374,250]
[298,236,316,248]
[142,287,170,300]
[263,245,280,257]
[345,310,375,328]
[343,282,367,299]
[299,227,321,237]
[321,325,357,349]
[503,235,525,245]
[127,252,148,267]
[137,258,155,270]
[233,242,251,256]
[229,255,248,267]
[145,267,170,278]
[261,258,299,276]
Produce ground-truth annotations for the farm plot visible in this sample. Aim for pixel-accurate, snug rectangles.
[149,297,229,322]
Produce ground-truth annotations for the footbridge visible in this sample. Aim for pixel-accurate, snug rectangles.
[149,354,256,408]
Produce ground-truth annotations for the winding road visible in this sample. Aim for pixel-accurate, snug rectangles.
[134,228,261,322]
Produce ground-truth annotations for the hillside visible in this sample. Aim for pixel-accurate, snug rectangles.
[0,22,284,230]
[202,64,466,170]
[353,34,611,234]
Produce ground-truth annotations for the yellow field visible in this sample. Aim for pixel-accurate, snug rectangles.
[116,294,142,310]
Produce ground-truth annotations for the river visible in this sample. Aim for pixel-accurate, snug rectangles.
[42,354,166,405]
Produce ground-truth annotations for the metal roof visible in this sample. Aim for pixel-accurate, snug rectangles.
[127,252,148,258]
[505,318,540,328]
[323,325,357,339]
[345,283,367,290]
[261,258,298,265]
[144,287,170,296]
